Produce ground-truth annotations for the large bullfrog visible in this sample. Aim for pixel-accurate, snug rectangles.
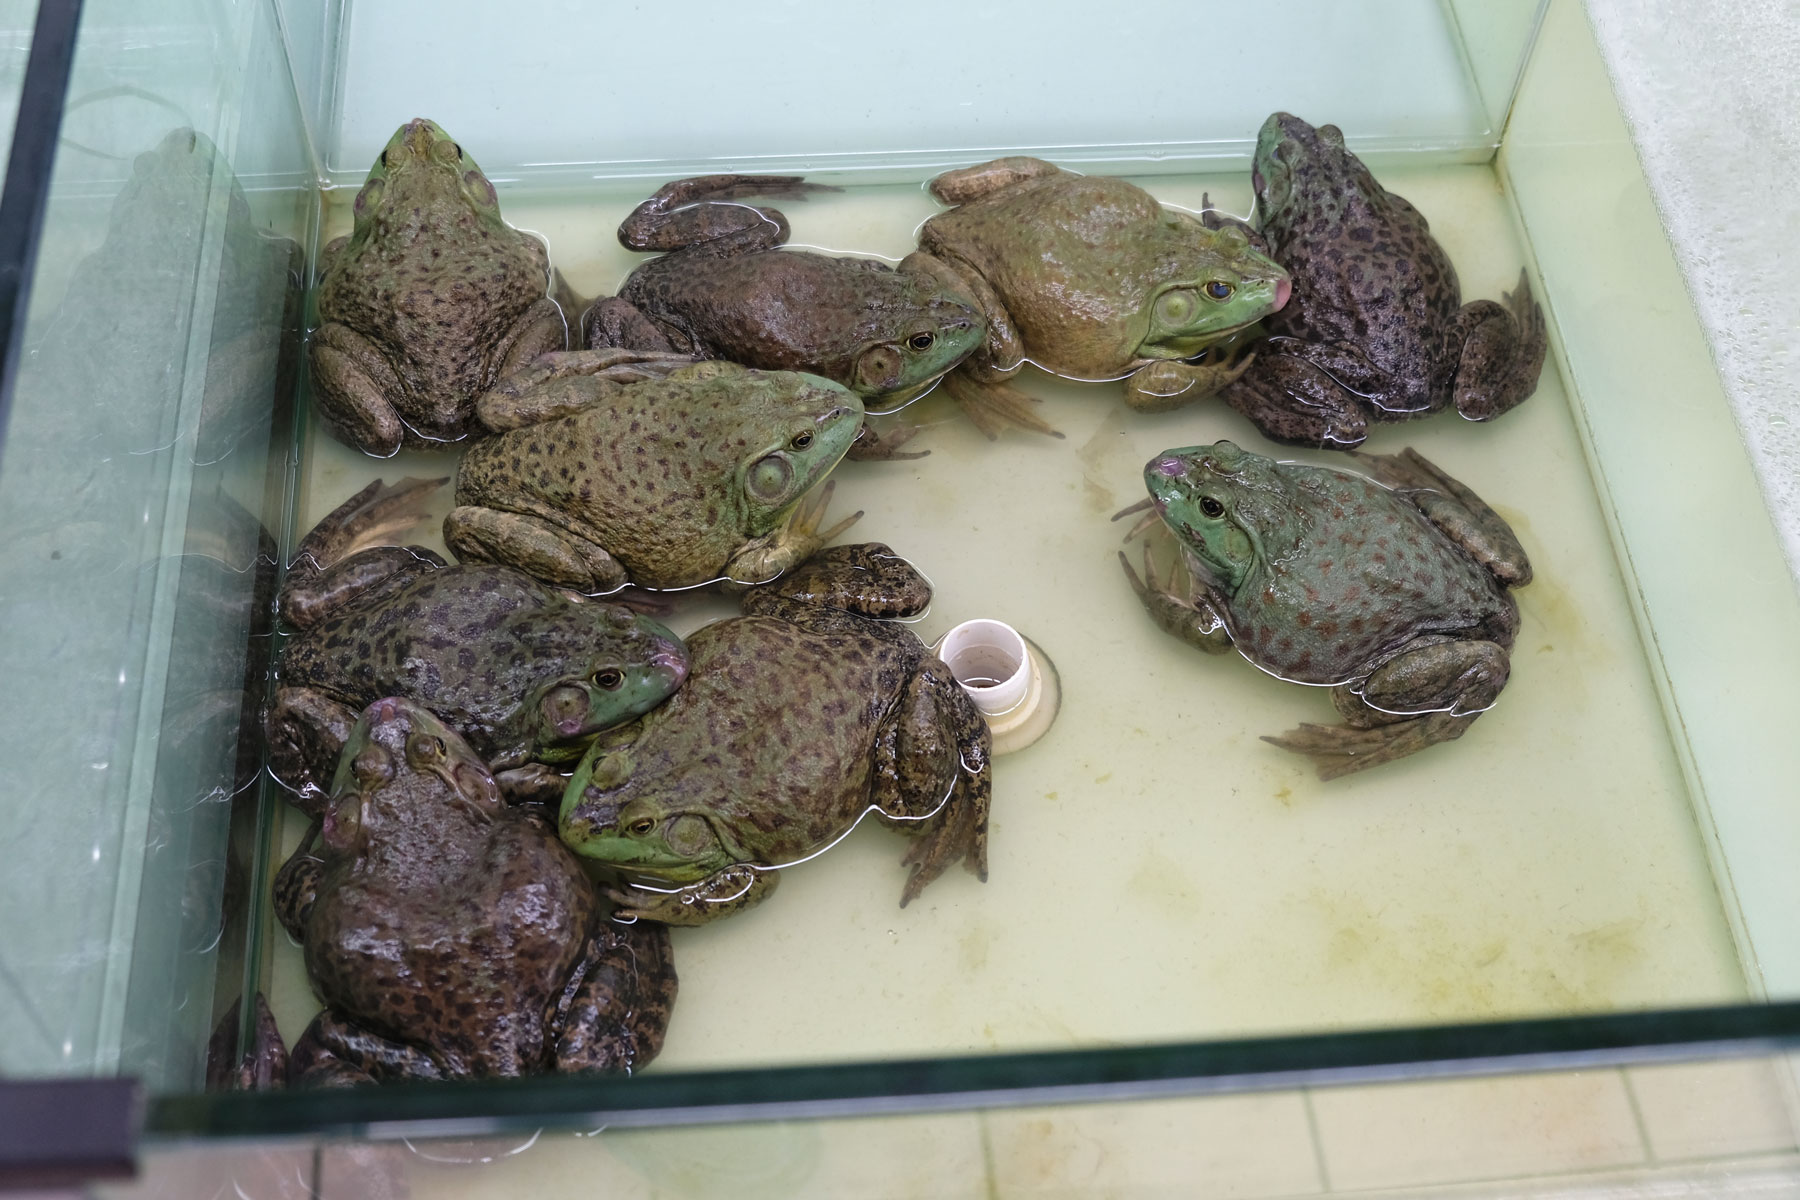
[584,175,983,458]
[448,352,863,592]
[311,118,569,455]
[559,543,991,925]
[268,478,689,808]
[275,697,677,1084]
[1120,441,1531,778]
[1214,112,1547,447]
[901,157,1291,435]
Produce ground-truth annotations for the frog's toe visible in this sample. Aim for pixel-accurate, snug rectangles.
[943,373,1062,439]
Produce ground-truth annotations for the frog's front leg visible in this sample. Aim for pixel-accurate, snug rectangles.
[719,481,861,591]
[1118,545,1234,655]
[289,1009,446,1086]
[1348,447,1532,586]
[475,348,701,432]
[602,864,779,926]
[869,661,992,906]
[266,688,362,812]
[309,322,412,456]
[444,505,630,594]
[1218,351,1371,448]
[1122,345,1259,412]
[1452,269,1547,421]
[1266,636,1512,779]
[619,174,836,255]
[553,921,677,1073]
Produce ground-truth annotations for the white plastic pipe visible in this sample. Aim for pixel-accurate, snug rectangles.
[937,618,1030,716]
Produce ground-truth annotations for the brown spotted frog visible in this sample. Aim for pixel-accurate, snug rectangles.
[275,697,676,1084]
[1120,441,1530,777]
[901,157,1291,435]
[268,478,688,809]
[311,118,569,455]
[1214,112,1547,447]
[558,543,991,925]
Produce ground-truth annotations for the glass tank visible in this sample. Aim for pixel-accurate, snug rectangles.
[4,0,1800,1176]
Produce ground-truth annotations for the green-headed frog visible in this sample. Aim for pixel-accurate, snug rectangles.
[275,697,676,1084]
[585,175,983,458]
[268,477,687,809]
[558,543,991,926]
[1121,441,1531,778]
[901,157,1291,435]
[311,118,569,455]
[1215,112,1546,447]
[447,352,863,593]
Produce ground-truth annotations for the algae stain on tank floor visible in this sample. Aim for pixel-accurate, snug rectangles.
[264,164,1746,1071]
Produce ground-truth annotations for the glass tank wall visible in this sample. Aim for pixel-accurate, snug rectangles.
[2,0,1798,1160]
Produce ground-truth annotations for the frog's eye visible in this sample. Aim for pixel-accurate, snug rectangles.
[907,332,935,352]
[1205,281,1235,301]
[1199,496,1226,518]
[747,454,794,501]
[592,667,624,691]
[1154,288,1198,328]
[627,817,657,837]
[790,430,815,451]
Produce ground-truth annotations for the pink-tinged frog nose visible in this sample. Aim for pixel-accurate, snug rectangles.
[1151,455,1188,477]
[1273,277,1291,311]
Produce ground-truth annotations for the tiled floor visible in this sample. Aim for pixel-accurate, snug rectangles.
[131,1057,1776,1199]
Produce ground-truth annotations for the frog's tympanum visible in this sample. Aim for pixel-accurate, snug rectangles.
[901,156,1291,435]
[311,118,568,455]
[268,478,687,808]
[1121,441,1530,778]
[559,543,992,926]
[584,175,983,458]
[275,698,676,1084]
[447,352,863,592]
[1215,112,1547,447]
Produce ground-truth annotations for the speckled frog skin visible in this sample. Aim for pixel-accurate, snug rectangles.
[1215,112,1547,447]
[311,118,568,455]
[447,354,863,592]
[266,478,688,809]
[584,175,982,457]
[274,698,677,1085]
[558,544,992,926]
[900,157,1290,435]
[1121,440,1531,778]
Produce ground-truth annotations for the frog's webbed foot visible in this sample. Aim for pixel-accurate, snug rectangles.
[744,541,933,619]
[602,865,778,926]
[619,174,840,256]
[720,480,862,592]
[1218,353,1370,448]
[266,689,361,815]
[1452,269,1547,421]
[870,661,992,906]
[205,993,288,1091]
[444,505,630,595]
[1346,447,1531,586]
[1118,546,1234,655]
[280,477,448,626]
[289,1010,446,1087]
[309,322,408,456]
[847,419,929,461]
[580,295,680,355]
[941,371,1062,440]
[1267,638,1512,779]
[475,348,702,432]
[553,921,677,1074]
[928,156,1063,205]
[1122,345,1258,413]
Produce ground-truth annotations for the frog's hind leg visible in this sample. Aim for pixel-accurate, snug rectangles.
[618,174,840,255]
[1266,637,1512,779]
[280,476,448,627]
[928,156,1063,205]
[581,295,679,354]
[1347,447,1532,587]
[1217,355,1370,448]
[289,1010,446,1086]
[1452,269,1547,422]
[553,921,677,1074]
[870,662,993,906]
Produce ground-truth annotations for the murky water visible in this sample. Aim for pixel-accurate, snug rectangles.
[264,166,1743,1071]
